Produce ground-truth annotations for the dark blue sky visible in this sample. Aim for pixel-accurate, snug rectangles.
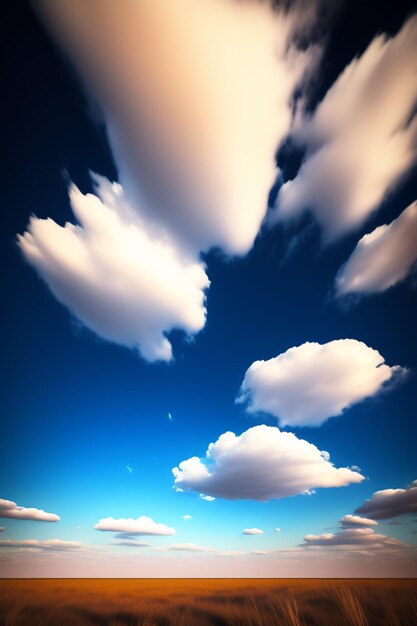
[1,0,417,576]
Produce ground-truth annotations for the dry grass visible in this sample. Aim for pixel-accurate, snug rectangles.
[0,579,416,625]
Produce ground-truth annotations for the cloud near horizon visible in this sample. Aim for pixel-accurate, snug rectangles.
[94,516,176,536]
[237,339,401,427]
[0,539,81,551]
[242,528,264,535]
[172,424,364,501]
[0,499,60,522]
[355,480,417,520]
[302,528,410,552]
[272,14,417,241]
[18,177,209,362]
[336,201,417,297]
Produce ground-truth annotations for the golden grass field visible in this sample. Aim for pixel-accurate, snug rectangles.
[0,579,416,625]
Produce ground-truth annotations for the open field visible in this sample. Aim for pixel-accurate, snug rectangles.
[0,579,416,625]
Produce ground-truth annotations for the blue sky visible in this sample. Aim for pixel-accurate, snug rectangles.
[1,0,417,577]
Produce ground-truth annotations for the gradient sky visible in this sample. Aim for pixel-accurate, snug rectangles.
[1,0,417,577]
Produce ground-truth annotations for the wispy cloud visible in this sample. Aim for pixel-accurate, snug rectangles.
[336,201,417,297]
[272,15,417,241]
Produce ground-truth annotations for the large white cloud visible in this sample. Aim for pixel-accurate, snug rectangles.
[355,480,417,520]
[0,539,80,551]
[237,339,401,427]
[0,499,60,522]
[172,424,364,501]
[18,176,209,362]
[94,516,176,536]
[272,15,417,241]
[336,202,417,296]
[37,0,317,258]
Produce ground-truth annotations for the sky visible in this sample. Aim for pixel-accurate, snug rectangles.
[1,0,417,577]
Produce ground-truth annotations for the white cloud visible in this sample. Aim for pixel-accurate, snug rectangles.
[336,202,417,296]
[0,499,60,522]
[126,464,134,474]
[172,424,364,501]
[302,528,408,551]
[339,515,378,528]
[94,516,176,536]
[18,177,209,362]
[0,539,81,551]
[275,528,281,533]
[272,15,417,241]
[157,543,216,553]
[38,0,317,258]
[355,480,417,520]
[237,339,401,427]
[199,495,215,502]
[182,515,192,521]
[242,528,264,535]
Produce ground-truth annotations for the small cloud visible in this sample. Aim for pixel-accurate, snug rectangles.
[168,412,173,422]
[243,528,264,535]
[182,515,192,520]
[339,515,378,528]
[355,479,417,520]
[199,494,215,502]
[336,202,417,297]
[126,464,134,474]
[94,516,176,536]
[274,528,281,533]
[156,543,216,553]
[0,499,60,522]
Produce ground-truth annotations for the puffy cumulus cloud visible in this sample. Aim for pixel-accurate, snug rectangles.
[243,528,264,535]
[355,480,417,520]
[336,202,417,297]
[339,515,378,528]
[37,0,318,258]
[18,177,209,362]
[0,499,60,522]
[0,539,81,551]
[275,528,281,533]
[272,15,417,241]
[302,528,409,551]
[172,424,363,501]
[94,516,176,536]
[237,339,400,427]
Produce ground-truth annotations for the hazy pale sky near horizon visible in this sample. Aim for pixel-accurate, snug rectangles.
[1,0,417,577]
